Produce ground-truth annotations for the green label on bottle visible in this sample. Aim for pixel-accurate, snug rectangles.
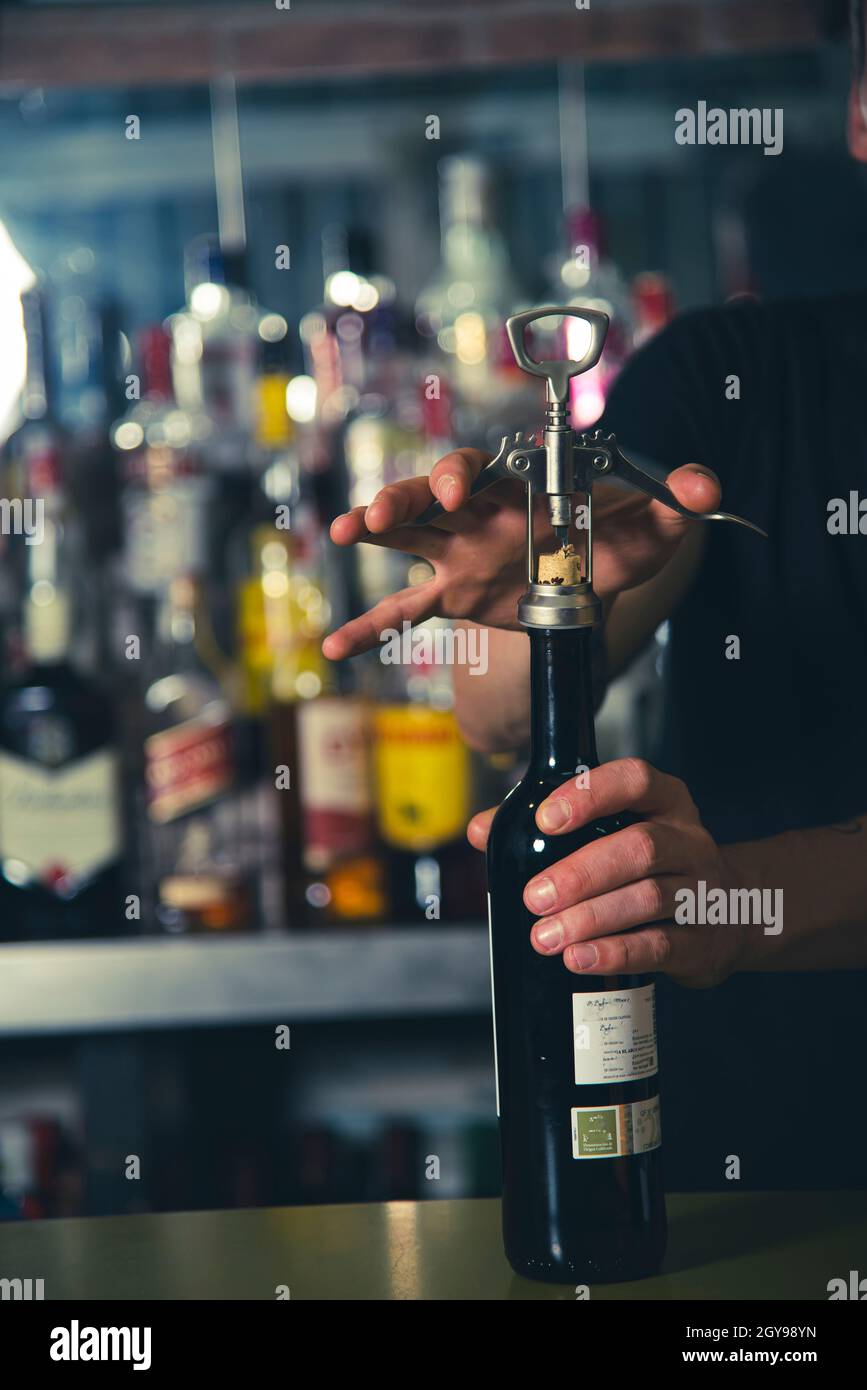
[571,1097,661,1160]
[574,1108,618,1157]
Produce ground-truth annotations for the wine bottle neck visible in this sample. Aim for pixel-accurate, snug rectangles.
[528,628,598,776]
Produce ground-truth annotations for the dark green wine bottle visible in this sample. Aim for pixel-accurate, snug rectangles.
[487,626,666,1284]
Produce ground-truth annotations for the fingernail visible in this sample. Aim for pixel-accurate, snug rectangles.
[436,474,458,505]
[566,943,598,971]
[526,876,556,910]
[537,798,570,832]
[534,918,563,951]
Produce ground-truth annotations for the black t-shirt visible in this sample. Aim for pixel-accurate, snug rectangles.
[599,295,867,1190]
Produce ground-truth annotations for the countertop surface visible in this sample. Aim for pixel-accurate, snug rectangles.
[3,1191,864,1299]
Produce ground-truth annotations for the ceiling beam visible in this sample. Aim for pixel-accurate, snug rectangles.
[0,0,828,90]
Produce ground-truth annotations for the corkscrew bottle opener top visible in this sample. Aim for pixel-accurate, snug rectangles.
[410,305,767,630]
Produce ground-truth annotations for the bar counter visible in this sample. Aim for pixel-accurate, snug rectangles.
[3,1191,863,1300]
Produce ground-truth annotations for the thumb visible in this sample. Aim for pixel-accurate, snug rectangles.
[467,806,497,851]
[649,463,721,535]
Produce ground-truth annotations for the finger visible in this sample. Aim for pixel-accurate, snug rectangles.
[337,449,488,538]
[535,758,695,835]
[561,918,724,983]
[322,580,439,660]
[523,822,695,916]
[427,449,491,511]
[561,925,675,976]
[592,464,719,522]
[531,874,690,955]
[467,806,497,851]
[330,502,448,559]
[644,464,722,539]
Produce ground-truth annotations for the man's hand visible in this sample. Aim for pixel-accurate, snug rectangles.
[468,757,747,989]
[323,446,721,661]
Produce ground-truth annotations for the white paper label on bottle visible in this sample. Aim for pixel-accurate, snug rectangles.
[571,1096,661,1160]
[298,698,372,817]
[572,984,658,1085]
[0,748,120,890]
[124,478,210,594]
[297,698,374,871]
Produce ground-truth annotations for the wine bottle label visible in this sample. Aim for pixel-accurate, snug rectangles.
[298,698,375,871]
[255,374,293,447]
[572,984,658,1085]
[123,478,210,594]
[0,747,120,891]
[571,1097,662,1161]
[145,714,233,824]
[373,705,469,851]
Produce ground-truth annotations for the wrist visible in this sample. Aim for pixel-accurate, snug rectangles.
[717,839,785,971]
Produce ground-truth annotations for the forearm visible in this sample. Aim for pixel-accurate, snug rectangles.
[725,815,867,972]
[453,623,530,754]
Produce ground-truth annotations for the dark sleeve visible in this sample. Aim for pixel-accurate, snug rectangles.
[597,305,753,482]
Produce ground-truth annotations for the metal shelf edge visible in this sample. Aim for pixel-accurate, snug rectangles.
[0,927,490,1037]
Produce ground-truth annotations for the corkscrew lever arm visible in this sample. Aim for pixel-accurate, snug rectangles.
[591,434,768,538]
[408,432,768,538]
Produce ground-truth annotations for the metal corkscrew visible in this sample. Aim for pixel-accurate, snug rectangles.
[411,306,767,630]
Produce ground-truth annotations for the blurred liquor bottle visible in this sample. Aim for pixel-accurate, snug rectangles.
[114,325,213,615]
[547,205,635,427]
[341,382,428,618]
[299,225,409,500]
[168,235,260,473]
[373,625,483,924]
[238,512,387,927]
[300,224,404,411]
[0,1114,83,1220]
[142,576,253,934]
[0,287,70,636]
[232,338,301,930]
[299,224,425,632]
[236,327,388,930]
[631,271,676,349]
[414,155,531,440]
[272,674,387,928]
[235,312,335,713]
[50,249,127,572]
[0,509,125,942]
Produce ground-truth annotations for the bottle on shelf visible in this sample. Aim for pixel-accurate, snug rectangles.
[141,576,253,934]
[1,287,70,622]
[372,628,483,925]
[546,206,635,427]
[114,324,213,609]
[415,155,531,438]
[168,236,260,472]
[0,528,125,943]
[271,670,388,928]
[50,260,127,572]
[0,1113,82,1219]
[238,510,387,928]
[299,223,426,624]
